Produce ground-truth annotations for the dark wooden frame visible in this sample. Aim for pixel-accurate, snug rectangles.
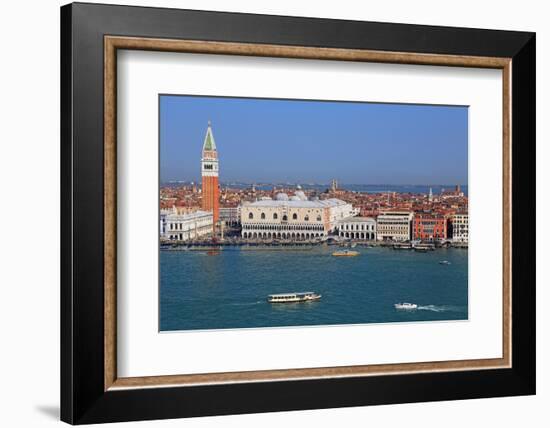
[61,2,536,424]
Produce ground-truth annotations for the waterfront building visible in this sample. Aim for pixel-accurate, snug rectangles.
[163,210,213,241]
[452,212,469,242]
[376,211,414,241]
[413,213,449,241]
[201,121,220,225]
[338,217,377,240]
[240,192,356,240]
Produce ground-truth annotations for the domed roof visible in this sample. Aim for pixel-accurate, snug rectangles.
[275,192,289,201]
[295,190,307,201]
[289,195,301,201]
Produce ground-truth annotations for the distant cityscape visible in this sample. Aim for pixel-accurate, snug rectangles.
[160,122,468,247]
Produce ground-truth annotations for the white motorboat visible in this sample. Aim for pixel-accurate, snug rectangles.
[394,302,418,310]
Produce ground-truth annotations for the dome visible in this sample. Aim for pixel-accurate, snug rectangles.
[289,195,301,201]
[295,190,307,201]
[275,192,289,201]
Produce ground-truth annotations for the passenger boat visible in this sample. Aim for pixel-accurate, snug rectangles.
[267,292,321,303]
[392,243,412,250]
[439,260,451,265]
[332,250,360,257]
[413,243,435,252]
[394,302,418,310]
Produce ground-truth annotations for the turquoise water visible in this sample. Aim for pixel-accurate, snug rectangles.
[160,246,468,331]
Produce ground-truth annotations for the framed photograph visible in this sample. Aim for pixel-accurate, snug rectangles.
[61,2,535,424]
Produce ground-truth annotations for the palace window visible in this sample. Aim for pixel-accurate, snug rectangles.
[304,215,309,221]
[292,213,298,220]
[273,213,278,220]
[283,215,288,221]
[248,212,253,219]
[261,213,266,219]
[317,215,322,221]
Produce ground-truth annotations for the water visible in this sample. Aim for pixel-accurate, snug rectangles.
[160,246,468,331]
[163,182,468,196]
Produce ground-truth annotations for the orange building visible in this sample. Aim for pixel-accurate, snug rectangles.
[201,121,219,226]
[413,213,449,240]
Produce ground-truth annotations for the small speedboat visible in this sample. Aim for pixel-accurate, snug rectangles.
[439,260,451,265]
[332,250,359,257]
[394,302,418,310]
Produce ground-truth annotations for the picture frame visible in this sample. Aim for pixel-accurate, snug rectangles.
[61,2,535,424]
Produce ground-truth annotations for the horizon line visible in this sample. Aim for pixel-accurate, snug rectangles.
[161,180,467,187]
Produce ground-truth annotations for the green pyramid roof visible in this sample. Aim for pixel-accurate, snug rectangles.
[202,122,216,151]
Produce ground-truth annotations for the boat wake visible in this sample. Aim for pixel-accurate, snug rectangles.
[228,301,263,307]
[416,305,463,313]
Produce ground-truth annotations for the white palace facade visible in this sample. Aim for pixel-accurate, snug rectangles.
[338,217,377,240]
[240,191,357,240]
[161,209,214,241]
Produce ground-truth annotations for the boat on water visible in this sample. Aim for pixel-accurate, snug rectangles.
[392,243,412,250]
[439,260,451,265]
[332,250,360,257]
[268,292,321,303]
[413,243,435,252]
[394,302,418,310]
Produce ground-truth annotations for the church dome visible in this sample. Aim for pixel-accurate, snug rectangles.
[275,193,289,201]
[295,190,307,201]
[289,195,301,201]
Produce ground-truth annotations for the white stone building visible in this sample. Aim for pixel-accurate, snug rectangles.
[338,217,377,240]
[376,211,414,241]
[162,210,213,241]
[240,192,356,240]
[452,212,469,243]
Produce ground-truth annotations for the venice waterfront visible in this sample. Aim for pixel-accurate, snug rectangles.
[159,246,468,331]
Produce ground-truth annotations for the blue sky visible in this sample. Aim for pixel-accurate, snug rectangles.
[160,95,468,185]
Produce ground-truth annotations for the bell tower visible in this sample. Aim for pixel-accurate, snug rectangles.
[201,121,219,226]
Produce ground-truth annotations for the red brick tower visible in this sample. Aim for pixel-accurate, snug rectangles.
[201,121,219,226]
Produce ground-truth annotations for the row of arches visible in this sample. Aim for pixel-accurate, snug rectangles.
[242,231,324,240]
[339,231,376,240]
[242,224,324,232]
[248,212,322,222]
[341,223,375,232]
